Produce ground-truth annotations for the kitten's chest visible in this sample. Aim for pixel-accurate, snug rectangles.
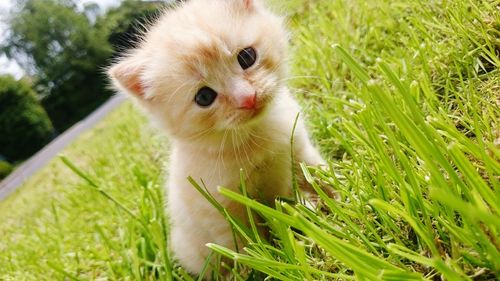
[173,132,292,194]
[210,136,290,178]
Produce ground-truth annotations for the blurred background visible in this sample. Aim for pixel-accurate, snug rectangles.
[0,0,173,180]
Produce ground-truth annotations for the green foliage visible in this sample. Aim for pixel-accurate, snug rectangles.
[98,0,163,55]
[0,0,499,280]
[1,0,113,131]
[0,75,54,161]
[0,103,170,280]
[0,160,14,180]
[1,0,167,132]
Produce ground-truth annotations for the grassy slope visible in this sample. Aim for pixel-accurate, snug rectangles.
[0,104,168,280]
[1,0,499,280]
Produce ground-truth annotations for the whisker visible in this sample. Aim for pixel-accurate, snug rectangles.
[184,125,216,141]
[239,131,255,167]
[209,129,228,184]
[236,129,250,178]
[248,132,280,155]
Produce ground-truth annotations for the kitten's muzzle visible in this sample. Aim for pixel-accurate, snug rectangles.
[236,92,257,110]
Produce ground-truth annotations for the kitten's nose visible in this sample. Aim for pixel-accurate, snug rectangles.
[238,93,257,110]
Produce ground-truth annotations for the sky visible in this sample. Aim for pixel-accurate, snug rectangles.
[0,0,121,79]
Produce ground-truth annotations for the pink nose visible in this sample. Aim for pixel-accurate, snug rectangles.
[239,93,256,109]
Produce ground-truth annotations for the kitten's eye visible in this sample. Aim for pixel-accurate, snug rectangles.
[195,87,218,107]
[237,47,257,70]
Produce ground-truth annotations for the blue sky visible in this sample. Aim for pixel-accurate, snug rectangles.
[0,0,121,78]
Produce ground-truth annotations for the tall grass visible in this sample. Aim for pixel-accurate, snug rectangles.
[0,0,498,280]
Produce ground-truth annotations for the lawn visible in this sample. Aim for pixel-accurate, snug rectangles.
[0,0,499,280]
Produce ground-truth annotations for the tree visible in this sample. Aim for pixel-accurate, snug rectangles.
[97,0,164,57]
[0,75,54,161]
[2,0,113,131]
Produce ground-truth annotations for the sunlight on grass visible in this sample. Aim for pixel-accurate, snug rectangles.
[1,0,499,280]
[0,103,171,280]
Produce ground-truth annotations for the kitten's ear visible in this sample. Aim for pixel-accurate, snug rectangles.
[108,57,146,99]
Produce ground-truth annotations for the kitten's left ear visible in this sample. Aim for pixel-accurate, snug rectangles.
[108,56,146,99]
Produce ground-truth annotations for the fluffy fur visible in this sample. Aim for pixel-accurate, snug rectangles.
[108,0,324,276]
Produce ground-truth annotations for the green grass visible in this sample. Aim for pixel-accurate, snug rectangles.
[1,0,499,280]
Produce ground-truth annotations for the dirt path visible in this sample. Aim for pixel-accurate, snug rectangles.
[0,95,126,201]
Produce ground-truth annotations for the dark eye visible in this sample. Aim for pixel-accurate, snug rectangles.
[237,47,257,70]
[195,87,218,107]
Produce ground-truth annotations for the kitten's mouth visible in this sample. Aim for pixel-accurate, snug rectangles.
[238,97,270,123]
[227,93,273,128]
[239,105,262,116]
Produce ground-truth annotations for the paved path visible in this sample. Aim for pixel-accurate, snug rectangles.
[0,95,126,201]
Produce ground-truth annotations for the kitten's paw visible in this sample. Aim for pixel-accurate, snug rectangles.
[299,164,340,207]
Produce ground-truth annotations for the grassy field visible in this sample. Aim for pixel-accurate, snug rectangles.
[1,0,499,280]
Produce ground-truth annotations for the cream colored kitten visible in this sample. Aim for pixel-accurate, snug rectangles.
[108,0,324,276]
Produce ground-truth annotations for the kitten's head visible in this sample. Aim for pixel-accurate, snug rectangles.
[108,0,288,140]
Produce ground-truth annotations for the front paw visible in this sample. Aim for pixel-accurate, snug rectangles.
[295,164,339,211]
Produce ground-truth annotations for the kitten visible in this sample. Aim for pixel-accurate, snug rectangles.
[108,0,324,276]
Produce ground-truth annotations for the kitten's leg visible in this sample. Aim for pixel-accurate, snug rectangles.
[293,126,337,201]
[293,124,325,168]
[169,205,239,278]
[168,183,246,278]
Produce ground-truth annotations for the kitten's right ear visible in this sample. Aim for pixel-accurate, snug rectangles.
[108,57,146,99]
